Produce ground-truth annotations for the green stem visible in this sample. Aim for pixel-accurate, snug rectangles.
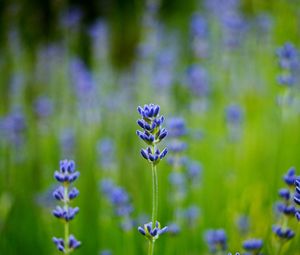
[276,242,284,255]
[148,144,158,255]
[148,241,155,255]
[64,185,70,255]
[151,163,158,228]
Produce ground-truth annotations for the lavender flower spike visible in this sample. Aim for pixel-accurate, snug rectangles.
[52,160,81,254]
[136,104,168,164]
[136,104,168,255]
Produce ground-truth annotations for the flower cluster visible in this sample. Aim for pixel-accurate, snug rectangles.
[101,179,134,231]
[276,42,299,86]
[52,160,81,253]
[272,225,295,240]
[53,235,81,253]
[204,229,227,253]
[225,104,243,141]
[272,167,297,242]
[137,104,168,165]
[138,221,168,242]
[294,177,300,221]
[242,239,263,255]
[136,103,169,252]
[190,13,209,58]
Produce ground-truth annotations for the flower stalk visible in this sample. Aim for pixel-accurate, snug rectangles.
[136,104,169,255]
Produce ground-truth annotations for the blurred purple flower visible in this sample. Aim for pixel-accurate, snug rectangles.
[34,96,53,118]
[186,65,210,97]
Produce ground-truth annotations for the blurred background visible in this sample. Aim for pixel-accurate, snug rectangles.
[0,0,300,254]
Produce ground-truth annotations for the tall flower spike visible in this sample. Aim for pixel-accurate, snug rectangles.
[52,160,81,254]
[294,178,300,221]
[136,104,168,255]
[136,104,168,164]
[272,167,297,255]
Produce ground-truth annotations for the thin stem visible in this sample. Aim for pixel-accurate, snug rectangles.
[64,185,70,255]
[148,144,158,255]
[148,241,154,255]
[151,163,158,228]
[276,242,284,255]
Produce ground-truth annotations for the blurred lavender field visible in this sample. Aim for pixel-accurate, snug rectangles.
[1,0,300,254]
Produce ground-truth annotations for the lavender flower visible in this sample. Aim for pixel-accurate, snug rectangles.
[272,167,297,254]
[226,104,243,125]
[136,104,168,255]
[275,168,297,218]
[242,239,263,253]
[236,215,250,235]
[99,250,112,255]
[205,229,227,253]
[60,8,82,28]
[100,179,134,231]
[52,160,81,253]
[276,43,299,70]
[276,42,300,87]
[0,109,26,146]
[167,117,187,138]
[153,49,176,89]
[283,167,296,186]
[272,225,295,240]
[186,65,210,98]
[167,222,181,235]
[190,13,209,58]
[137,104,168,164]
[225,104,243,141]
[138,221,168,242]
[184,205,200,227]
[186,160,202,184]
[34,96,53,119]
[97,138,116,170]
[294,178,300,221]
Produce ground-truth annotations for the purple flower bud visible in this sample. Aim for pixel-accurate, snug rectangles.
[158,148,167,160]
[53,186,65,201]
[69,187,79,200]
[68,172,80,183]
[69,235,81,249]
[158,130,168,141]
[153,105,160,116]
[278,188,290,200]
[158,226,168,235]
[53,237,65,252]
[272,225,295,240]
[283,167,296,186]
[138,226,146,235]
[141,149,149,160]
[137,119,145,129]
